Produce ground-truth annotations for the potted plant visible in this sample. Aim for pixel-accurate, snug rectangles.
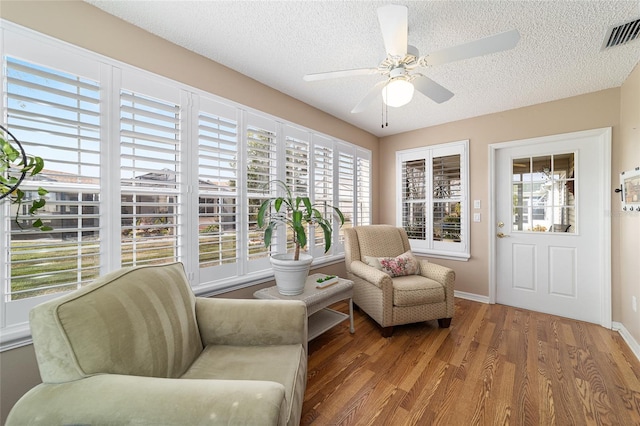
[257,180,344,295]
[0,125,50,231]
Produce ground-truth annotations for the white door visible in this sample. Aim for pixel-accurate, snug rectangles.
[491,128,611,326]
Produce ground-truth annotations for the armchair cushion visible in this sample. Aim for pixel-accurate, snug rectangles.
[392,275,446,307]
[365,250,420,277]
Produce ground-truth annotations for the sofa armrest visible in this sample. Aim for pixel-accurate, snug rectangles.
[195,298,307,347]
[349,260,393,289]
[7,375,287,426]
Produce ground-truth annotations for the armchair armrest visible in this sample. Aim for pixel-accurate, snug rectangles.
[349,260,393,289]
[419,261,455,317]
[419,261,455,288]
[7,375,287,426]
[195,298,307,347]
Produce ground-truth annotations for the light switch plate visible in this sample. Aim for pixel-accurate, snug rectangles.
[474,200,481,209]
[473,213,481,222]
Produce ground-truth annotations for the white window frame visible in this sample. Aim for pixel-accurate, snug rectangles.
[0,21,372,350]
[396,140,470,261]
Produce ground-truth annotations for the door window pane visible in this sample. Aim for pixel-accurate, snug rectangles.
[511,153,575,233]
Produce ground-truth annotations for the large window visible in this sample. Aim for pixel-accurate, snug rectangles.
[0,23,371,348]
[396,140,469,260]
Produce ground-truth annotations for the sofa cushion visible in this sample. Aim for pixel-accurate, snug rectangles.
[181,344,306,426]
[392,275,445,307]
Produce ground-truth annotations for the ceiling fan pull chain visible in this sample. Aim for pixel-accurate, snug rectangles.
[385,99,389,127]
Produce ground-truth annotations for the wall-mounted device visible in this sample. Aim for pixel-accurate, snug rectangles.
[617,167,640,212]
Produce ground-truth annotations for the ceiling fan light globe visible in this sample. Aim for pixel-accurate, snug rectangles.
[382,79,414,107]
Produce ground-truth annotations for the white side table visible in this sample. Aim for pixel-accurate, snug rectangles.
[254,274,355,341]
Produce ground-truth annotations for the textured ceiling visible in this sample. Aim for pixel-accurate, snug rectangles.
[85,0,640,137]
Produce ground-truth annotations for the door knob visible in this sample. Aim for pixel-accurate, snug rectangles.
[497,232,509,238]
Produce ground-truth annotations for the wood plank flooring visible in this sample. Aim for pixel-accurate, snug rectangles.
[302,298,640,425]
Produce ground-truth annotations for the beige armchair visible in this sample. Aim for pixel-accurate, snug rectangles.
[7,262,307,426]
[344,225,455,337]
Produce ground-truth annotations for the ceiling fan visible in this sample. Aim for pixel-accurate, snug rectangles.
[303,4,520,113]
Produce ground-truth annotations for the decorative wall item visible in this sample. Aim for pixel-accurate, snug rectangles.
[619,167,640,212]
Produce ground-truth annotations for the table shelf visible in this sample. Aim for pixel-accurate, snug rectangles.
[308,308,350,341]
[253,274,354,341]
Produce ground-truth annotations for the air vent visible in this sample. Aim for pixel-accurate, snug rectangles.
[602,18,640,50]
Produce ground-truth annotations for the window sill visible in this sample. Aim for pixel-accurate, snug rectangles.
[411,249,470,262]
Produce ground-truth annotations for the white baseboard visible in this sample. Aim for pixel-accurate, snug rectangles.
[454,290,490,304]
[612,322,640,363]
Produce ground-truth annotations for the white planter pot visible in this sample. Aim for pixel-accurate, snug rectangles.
[270,253,313,296]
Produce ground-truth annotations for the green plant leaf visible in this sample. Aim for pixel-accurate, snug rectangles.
[292,209,302,226]
[274,197,283,211]
[294,222,306,248]
[32,198,46,209]
[32,157,45,175]
[301,196,312,212]
[319,221,332,253]
[257,198,271,227]
[14,188,24,203]
[333,206,345,225]
[263,223,274,248]
[2,140,20,161]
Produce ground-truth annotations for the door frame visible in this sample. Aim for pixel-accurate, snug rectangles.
[488,128,612,328]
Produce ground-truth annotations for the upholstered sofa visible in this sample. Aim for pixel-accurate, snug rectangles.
[344,225,455,337]
[7,262,308,426]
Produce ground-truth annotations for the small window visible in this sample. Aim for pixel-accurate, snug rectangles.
[396,140,469,260]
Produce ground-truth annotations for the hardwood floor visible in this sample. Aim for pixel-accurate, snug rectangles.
[302,298,640,425]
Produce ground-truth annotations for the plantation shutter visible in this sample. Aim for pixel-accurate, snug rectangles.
[197,99,239,278]
[246,113,277,264]
[401,158,427,240]
[432,154,462,242]
[312,135,334,256]
[120,88,181,267]
[337,147,355,242]
[356,151,371,226]
[284,125,310,253]
[5,57,102,303]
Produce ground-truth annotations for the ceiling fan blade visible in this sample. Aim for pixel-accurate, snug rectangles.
[425,29,520,66]
[377,4,408,57]
[412,75,454,104]
[303,68,377,82]
[351,81,386,114]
